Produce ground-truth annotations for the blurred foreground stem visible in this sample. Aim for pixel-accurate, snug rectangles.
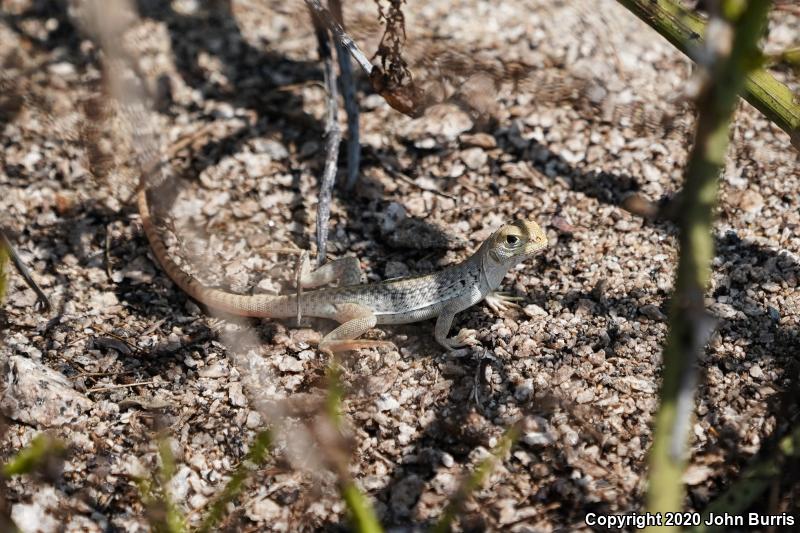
[644,1,771,529]
[197,430,272,533]
[325,364,383,533]
[431,424,521,533]
[0,237,8,306]
[616,0,799,149]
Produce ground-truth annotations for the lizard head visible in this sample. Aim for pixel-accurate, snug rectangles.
[487,219,548,267]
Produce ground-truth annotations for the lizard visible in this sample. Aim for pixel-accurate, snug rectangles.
[137,188,548,354]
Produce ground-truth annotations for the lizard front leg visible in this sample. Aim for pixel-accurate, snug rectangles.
[319,302,394,353]
[434,295,480,356]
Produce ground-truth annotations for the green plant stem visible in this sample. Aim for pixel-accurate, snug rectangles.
[431,425,521,533]
[1,433,66,532]
[325,362,383,533]
[157,438,188,533]
[644,1,772,530]
[616,0,800,149]
[196,430,272,533]
[1,434,65,477]
[134,436,187,533]
[340,482,384,533]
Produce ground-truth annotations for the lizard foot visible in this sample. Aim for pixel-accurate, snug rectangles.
[485,291,523,313]
[441,328,479,356]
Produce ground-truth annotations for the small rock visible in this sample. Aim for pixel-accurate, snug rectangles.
[396,423,415,445]
[90,291,119,310]
[243,154,272,179]
[460,132,496,149]
[575,389,595,404]
[461,147,488,170]
[398,103,473,145]
[682,464,714,485]
[449,163,465,178]
[768,306,780,321]
[440,452,454,468]
[246,496,282,522]
[614,219,640,232]
[277,356,304,373]
[48,62,75,77]
[522,431,554,447]
[93,337,133,356]
[737,190,764,213]
[710,302,738,319]
[123,456,147,479]
[551,215,576,234]
[749,365,764,379]
[384,261,410,279]
[198,363,228,378]
[523,304,548,317]
[558,424,579,446]
[251,138,289,159]
[553,366,574,386]
[575,298,596,317]
[390,474,424,517]
[168,466,193,503]
[228,382,248,407]
[621,376,656,394]
[430,470,458,494]
[246,410,262,429]
[118,256,155,284]
[0,356,92,427]
[514,380,534,401]
[496,499,518,526]
[640,304,666,321]
[375,394,400,412]
[380,202,407,234]
[189,493,209,510]
[11,487,61,533]
[213,102,235,119]
[694,423,706,440]
[762,282,780,293]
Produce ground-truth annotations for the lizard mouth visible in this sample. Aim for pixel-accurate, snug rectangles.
[522,243,548,259]
[521,220,549,257]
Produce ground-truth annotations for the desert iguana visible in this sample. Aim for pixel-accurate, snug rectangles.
[138,188,548,353]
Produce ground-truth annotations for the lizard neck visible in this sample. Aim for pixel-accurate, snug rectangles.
[476,240,511,292]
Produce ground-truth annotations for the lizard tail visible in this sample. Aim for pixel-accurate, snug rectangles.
[137,188,283,317]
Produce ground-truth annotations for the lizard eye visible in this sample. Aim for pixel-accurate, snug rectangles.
[505,234,519,245]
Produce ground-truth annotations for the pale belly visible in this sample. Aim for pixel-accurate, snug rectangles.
[374,301,449,325]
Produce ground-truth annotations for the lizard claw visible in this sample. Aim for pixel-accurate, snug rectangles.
[441,328,479,356]
[485,291,523,313]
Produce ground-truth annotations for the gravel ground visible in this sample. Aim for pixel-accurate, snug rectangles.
[1,0,798,531]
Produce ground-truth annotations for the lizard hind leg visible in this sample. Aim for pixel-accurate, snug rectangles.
[298,255,363,289]
[434,297,480,357]
[318,303,395,354]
